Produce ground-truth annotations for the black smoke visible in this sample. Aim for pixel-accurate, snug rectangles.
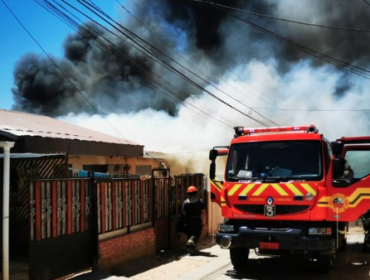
[11,0,370,117]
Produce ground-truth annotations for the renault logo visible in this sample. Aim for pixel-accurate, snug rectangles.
[267,197,274,205]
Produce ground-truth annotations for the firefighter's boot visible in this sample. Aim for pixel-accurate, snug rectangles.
[186,236,196,255]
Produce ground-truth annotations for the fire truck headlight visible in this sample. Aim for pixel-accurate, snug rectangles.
[306,193,314,201]
[218,224,235,232]
[308,227,332,235]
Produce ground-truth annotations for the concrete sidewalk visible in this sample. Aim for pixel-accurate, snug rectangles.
[65,236,230,280]
[67,222,366,280]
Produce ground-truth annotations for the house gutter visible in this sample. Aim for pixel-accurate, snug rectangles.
[1,141,15,280]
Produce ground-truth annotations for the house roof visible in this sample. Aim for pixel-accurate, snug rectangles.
[0,153,66,159]
[0,109,141,146]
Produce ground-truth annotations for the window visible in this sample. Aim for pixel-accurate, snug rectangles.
[344,150,370,180]
[83,165,108,173]
[136,165,151,176]
[226,140,323,181]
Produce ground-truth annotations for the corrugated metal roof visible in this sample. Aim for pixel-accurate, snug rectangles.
[0,153,66,159]
[0,109,141,146]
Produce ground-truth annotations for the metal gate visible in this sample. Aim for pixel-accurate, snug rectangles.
[153,172,205,252]
[29,179,95,280]
[152,169,171,251]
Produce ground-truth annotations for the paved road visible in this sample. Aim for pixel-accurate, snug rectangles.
[71,224,370,280]
[128,234,370,280]
[200,235,370,280]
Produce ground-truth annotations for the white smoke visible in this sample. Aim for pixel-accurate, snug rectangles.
[59,57,370,176]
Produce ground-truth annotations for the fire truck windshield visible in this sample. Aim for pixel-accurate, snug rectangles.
[226,140,323,182]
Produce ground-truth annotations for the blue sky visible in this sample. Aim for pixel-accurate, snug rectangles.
[0,0,121,110]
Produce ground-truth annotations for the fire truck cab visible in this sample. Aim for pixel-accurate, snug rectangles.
[209,125,370,272]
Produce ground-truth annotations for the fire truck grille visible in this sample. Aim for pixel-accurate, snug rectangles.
[234,205,310,215]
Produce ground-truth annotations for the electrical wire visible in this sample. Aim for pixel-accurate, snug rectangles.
[118,0,279,126]
[192,0,370,33]
[7,0,231,139]
[59,1,240,129]
[204,1,370,81]
[77,0,272,126]
[1,0,130,140]
[35,0,272,127]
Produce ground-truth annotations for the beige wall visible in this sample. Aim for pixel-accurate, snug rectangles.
[208,200,224,237]
[68,154,164,176]
[69,153,225,237]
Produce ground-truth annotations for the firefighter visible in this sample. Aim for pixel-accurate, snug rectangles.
[342,166,355,183]
[361,209,370,253]
[178,186,205,255]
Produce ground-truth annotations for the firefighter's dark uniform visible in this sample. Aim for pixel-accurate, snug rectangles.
[181,196,205,253]
[361,210,370,252]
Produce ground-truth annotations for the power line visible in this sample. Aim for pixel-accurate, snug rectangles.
[5,0,238,130]
[253,107,370,112]
[78,0,273,126]
[39,0,273,127]
[53,0,240,129]
[119,0,279,126]
[204,1,370,81]
[1,0,130,140]
[192,0,370,33]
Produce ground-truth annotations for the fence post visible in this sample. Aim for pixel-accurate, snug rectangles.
[151,171,156,227]
[89,172,99,271]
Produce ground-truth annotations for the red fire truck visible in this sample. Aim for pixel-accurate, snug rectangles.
[209,125,370,272]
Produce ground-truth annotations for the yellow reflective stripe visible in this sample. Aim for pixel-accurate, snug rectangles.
[286,183,303,196]
[215,181,223,191]
[317,196,329,207]
[348,188,370,207]
[225,182,318,197]
[301,183,316,196]
[210,181,221,191]
[271,184,288,196]
[228,184,242,196]
[239,184,256,196]
[348,188,370,201]
[252,183,269,196]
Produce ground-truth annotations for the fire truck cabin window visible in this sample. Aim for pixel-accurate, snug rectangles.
[226,140,322,181]
[344,150,370,180]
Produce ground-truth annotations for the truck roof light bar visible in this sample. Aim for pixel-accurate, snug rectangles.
[234,126,245,137]
[234,125,318,136]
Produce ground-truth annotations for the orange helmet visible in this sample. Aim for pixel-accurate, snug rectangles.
[187,186,197,193]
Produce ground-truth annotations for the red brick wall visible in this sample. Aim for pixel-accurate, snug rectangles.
[98,227,156,270]
[98,212,209,270]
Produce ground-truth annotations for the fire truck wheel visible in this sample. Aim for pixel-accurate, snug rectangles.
[317,253,333,273]
[230,247,249,270]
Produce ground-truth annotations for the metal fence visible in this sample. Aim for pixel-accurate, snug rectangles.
[29,173,206,241]
[30,179,92,241]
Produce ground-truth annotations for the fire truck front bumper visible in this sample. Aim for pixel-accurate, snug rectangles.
[216,226,335,252]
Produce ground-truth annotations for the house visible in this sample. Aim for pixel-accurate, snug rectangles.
[0,109,164,178]
[0,109,207,280]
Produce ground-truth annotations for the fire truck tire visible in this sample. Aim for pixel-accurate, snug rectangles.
[230,247,249,270]
[317,253,333,273]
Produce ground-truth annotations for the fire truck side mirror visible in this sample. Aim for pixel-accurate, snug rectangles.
[331,141,344,157]
[210,162,216,179]
[209,149,218,160]
[332,158,345,178]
